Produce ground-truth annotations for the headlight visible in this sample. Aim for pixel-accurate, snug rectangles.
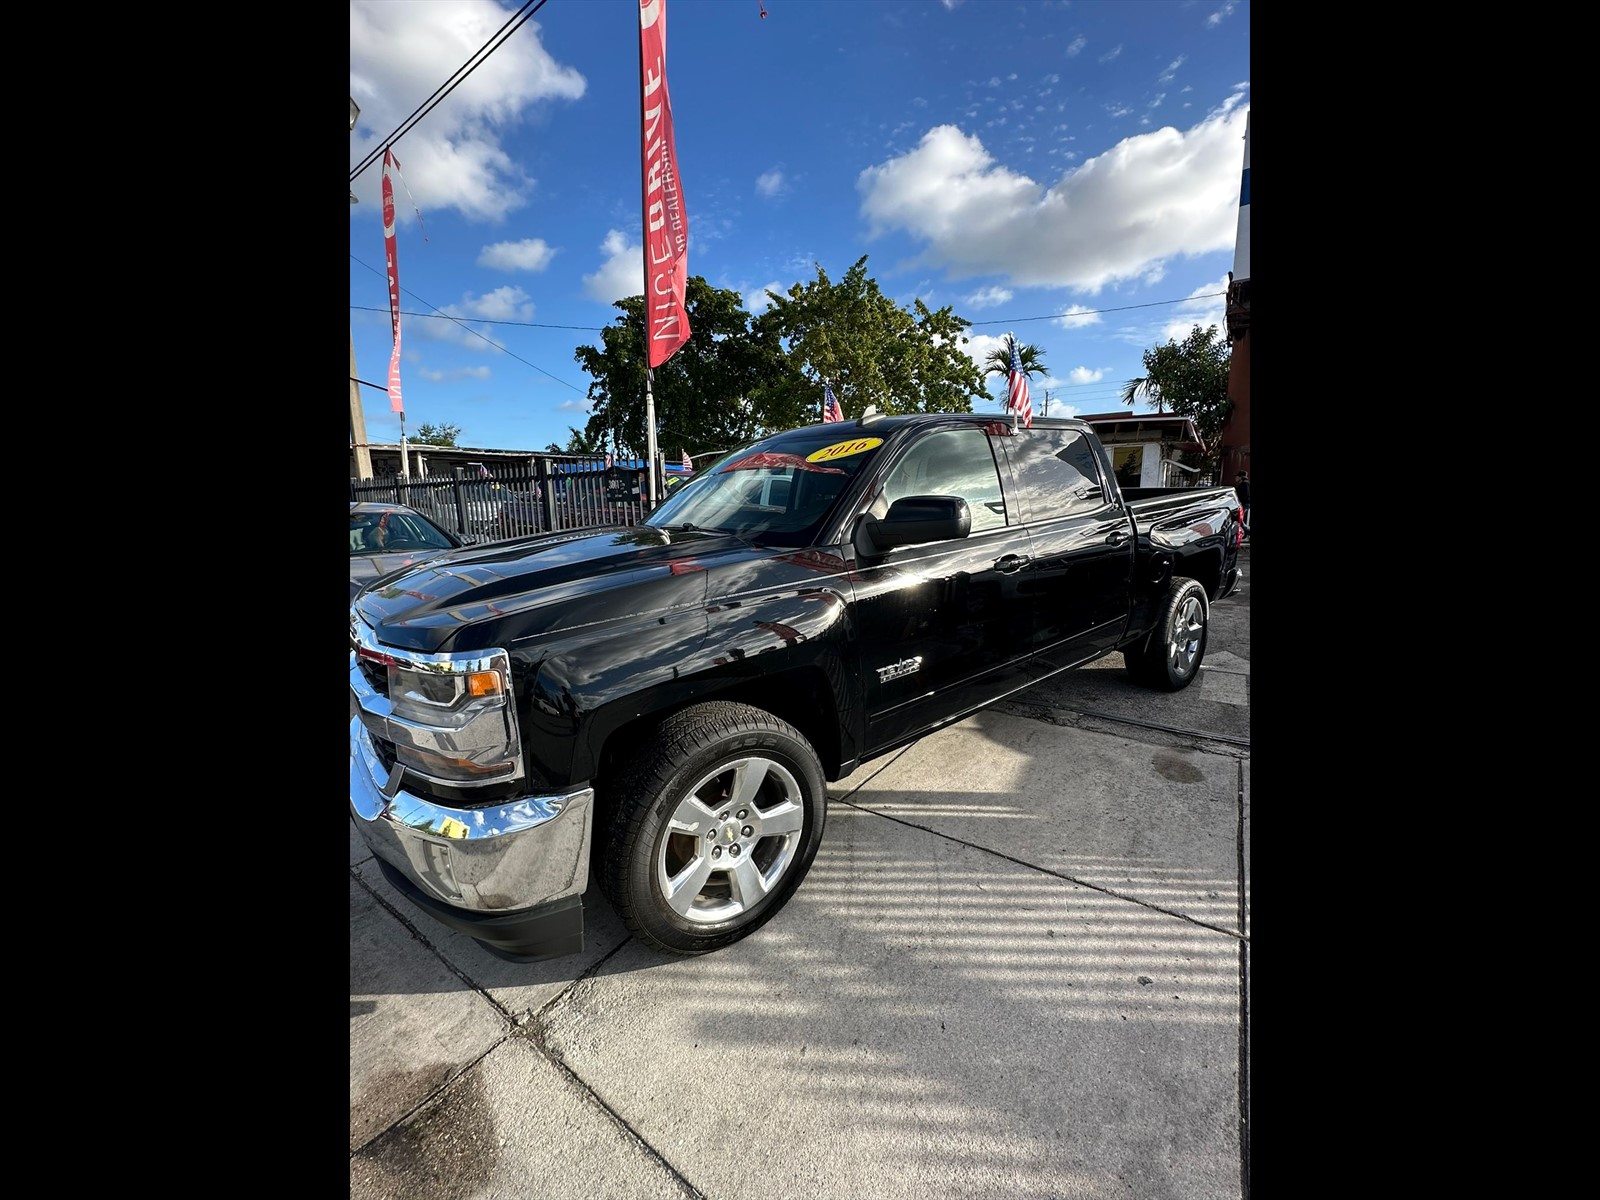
[354,640,523,786]
[386,658,506,729]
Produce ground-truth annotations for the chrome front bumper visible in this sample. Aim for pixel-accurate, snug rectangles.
[349,715,594,915]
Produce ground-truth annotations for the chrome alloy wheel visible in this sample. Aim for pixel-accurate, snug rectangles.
[1166,592,1206,678]
[655,756,805,924]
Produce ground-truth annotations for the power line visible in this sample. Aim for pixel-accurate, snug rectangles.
[351,254,588,393]
[351,279,1224,343]
[353,239,1220,399]
[351,0,549,183]
[351,304,604,332]
[966,292,1226,326]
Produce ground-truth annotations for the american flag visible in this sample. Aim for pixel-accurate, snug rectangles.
[1007,338,1034,429]
[478,463,490,478]
[822,381,843,423]
[682,448,692,471]
[605,452,614,469]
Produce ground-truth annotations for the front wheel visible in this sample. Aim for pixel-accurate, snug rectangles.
[1126,576,1210,692]
[598,702,827,956]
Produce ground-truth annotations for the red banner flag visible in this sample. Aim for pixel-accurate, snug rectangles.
[382,149,404,414]
[640,0,690,368]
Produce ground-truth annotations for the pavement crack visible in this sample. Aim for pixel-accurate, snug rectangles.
[523,1026,707,1200]
[351,867,518,1024]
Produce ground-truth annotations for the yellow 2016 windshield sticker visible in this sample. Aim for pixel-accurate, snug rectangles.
[806,437,882,464]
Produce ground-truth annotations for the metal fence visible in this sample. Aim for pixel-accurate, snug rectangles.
[350,454,659,543]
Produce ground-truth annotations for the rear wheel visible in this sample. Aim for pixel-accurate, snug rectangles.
[598,702,827,955]
[1127,576,1209,692]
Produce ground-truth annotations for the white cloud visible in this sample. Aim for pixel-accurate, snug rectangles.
[1099,44,1123,63]
[1159,56,1186,84]
[558,398,593,412]
[959,332,1011,377]
[942,0,962,9]
[477,238,556,272]
[1066,36,1086,57]
[349,1,584,221]
[757,169,786,197]
[1159,276,1229,342]
[461,285,534,322]
[745,281,784,314]
[404,285,533,348]
[1066,366,1106,385]
[965,286,1014,309]
[1054,305,1102,329]
[1207,2,1237,28]
[583,230,643,304]
[856,90,1250,292]
[419,364,492,383]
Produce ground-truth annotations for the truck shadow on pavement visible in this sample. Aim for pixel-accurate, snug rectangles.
[352,705,1248,1196]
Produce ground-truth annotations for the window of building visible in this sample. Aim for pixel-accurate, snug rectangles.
[1112,445,1144,489]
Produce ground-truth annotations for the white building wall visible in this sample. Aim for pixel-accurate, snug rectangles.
[1140,442,1162,487]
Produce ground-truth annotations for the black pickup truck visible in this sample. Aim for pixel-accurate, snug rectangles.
[349,413,1243,962]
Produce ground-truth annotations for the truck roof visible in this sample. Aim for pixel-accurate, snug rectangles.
[787,412,1090,437]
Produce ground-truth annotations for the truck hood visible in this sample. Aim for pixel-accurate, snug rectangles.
[351,525,748,654]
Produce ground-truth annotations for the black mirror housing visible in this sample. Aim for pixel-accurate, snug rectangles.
[855,495,972,555]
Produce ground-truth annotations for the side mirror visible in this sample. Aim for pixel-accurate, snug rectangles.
[854,495,971,556]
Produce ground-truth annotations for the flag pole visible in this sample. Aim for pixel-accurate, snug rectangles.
[638,11,657,509]
[644,369,659,508]
[1010,332,1018,434]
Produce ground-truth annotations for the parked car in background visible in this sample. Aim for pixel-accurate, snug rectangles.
[349,501,464,601]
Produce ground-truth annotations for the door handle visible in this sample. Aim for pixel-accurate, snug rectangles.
[994,553,1030,573]
[1105,530,1130,546]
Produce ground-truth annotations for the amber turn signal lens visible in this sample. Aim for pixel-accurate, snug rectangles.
[467,670,502,698]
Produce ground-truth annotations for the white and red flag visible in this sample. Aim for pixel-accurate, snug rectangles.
[382,149,404,415]
[640,0,690,368]
[682,448,692,471]
[1007,336,1033,429]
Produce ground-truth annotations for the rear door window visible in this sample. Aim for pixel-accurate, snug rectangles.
[1004,427,1109,523]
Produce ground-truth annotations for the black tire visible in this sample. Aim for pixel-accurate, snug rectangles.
[598,701,827,956]
[1126,576,1210,692]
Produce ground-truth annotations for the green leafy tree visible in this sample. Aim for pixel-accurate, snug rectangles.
[562,427,605,454]
[755,255,986,418]
[980,334,1048,412]
[411,422,461,446]
[573,277,802,459]
[1120,325,1232,462]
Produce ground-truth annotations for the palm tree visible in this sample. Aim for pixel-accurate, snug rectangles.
[981,334,1048,411]
[1120,375,1166,413]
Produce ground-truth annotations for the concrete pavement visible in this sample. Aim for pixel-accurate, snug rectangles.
[350,547,1249,1198]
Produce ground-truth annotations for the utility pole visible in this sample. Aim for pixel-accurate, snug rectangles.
[350,334,372,480]
[349,98,373,480]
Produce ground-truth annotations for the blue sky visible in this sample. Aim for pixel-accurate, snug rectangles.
[349,0,1250,455]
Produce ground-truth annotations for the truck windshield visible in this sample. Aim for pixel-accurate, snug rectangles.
[644,427,887,547]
